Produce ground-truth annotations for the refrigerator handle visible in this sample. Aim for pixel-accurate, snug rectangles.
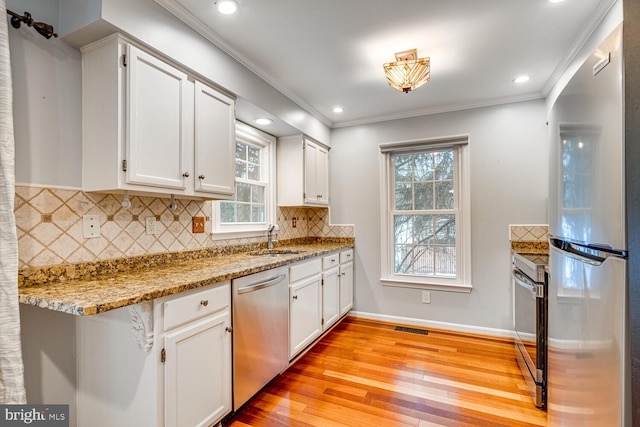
[549,235,628,266]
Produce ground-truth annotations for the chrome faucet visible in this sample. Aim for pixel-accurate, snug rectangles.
[267,224,280,249]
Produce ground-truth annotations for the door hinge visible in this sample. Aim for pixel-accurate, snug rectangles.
[321,318,324,326]
[122,159,127,172]
[122,54,127,67]
[535,284,544,298]
[321,278,324,286]
[303,192,306,199]
[161,348,166,363]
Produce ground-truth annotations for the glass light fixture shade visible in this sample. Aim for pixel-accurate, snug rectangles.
[383,49,430,94]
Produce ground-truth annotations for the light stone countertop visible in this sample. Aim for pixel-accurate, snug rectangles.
[18,240,354,316]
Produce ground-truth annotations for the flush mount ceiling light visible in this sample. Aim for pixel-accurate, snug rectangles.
[383,49,430,94]
[253,118,273,126]
[216,0,239,15]
[333,106,344,113]
[514,75,530,83]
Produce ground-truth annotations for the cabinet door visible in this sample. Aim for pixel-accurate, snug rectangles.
[315,144,329,204]
[126,44,189,190]
[194,81,235,197]
[303,139,329,205]
[303,139,318,204]
[340,262,354,316]
[164,311,231,427]
[323,267,340,330]
[289,273,322,358]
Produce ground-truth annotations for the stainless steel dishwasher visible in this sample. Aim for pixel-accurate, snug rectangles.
[232,267,289,411]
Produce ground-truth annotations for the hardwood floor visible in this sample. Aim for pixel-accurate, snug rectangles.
[226,316,548,427]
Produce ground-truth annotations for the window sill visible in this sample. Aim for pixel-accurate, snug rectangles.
[210,229,267,241]
[380,278,473,293]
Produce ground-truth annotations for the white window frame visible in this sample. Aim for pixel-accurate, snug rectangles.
[211,121,276,239]
[379,135,472,293]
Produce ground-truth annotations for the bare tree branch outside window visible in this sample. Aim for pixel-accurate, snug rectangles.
[392,149,457,277]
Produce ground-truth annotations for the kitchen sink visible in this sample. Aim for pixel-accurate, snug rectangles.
[249,249,302,257]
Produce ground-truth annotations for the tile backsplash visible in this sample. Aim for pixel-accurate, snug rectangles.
[509,224,548,242]
[15,185,354,269]
[509,224,549,254]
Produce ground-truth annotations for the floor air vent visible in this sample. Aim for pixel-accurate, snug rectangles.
[394,326,429,335]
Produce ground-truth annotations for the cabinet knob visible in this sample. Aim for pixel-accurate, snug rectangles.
[200,300,209,307]
[225,326,233,333]
[341,272,346,276]
[292,295,298,300]
[183,172,190,178]
[198,174,205,180]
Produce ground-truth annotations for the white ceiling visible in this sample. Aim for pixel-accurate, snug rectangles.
[157,0,613,131]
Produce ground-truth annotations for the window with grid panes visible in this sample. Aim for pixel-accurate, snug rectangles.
[213,122,275,237]
[380,136,471,292]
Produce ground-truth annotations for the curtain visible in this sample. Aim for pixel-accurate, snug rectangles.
[0,0,26,404]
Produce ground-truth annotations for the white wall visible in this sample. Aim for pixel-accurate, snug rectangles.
[330,99,548,333]
[8,0,82,187]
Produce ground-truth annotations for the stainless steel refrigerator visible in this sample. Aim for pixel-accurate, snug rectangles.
[548,23,628,425]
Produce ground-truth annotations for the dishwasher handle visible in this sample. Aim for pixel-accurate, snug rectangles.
[237,274,286,294]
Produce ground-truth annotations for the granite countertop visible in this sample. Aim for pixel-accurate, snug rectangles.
[511,240,549,255]
[18,238,354,316]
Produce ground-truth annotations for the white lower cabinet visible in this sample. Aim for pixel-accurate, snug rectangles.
[164,311,231,427]
[289,259,322,359]
[339,249,354,315]
[322,253,340,331]
[77,281,231,427]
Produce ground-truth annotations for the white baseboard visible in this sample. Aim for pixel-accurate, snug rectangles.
[349,311,516,339]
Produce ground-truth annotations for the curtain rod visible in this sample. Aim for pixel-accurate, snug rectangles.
[6,9,58,39]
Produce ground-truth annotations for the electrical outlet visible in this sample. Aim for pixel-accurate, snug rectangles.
[421,290,431,304]
[192,216,205,233]
[82,215,101,238]
[145,216,157,235]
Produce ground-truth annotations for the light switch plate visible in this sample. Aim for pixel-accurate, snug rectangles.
[83,215,101,238]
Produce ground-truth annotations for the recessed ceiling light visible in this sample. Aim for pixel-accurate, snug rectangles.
[548,0,564,3]
[514,75,530,83]
[216,0,239,15]
[254,118,273,126]
[333,106,344,113]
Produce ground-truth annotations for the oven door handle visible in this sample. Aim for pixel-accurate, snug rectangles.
[512,269,538,298]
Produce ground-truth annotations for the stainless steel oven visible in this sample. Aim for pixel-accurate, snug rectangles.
[512,252,548,409]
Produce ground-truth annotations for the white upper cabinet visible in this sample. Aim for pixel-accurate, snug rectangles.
[125,44,190,190]
[81,34,235,200]
[277,135,329,206]
[194,81,235,197]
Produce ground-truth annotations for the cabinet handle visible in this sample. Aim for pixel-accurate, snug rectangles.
[292,295,298,300]
[200,300,209,307]
[182,172,190,178]
[198,174,205,180]
[225,326,233,333]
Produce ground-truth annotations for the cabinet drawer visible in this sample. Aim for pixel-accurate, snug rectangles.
[340,249,354,264]
[163,283,230,331]
[322,253,339,270]
[289,258,322,283]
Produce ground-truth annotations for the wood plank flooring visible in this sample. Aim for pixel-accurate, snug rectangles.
[226,316,548,427]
